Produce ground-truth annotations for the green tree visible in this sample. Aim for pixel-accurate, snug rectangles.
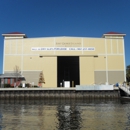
[126,65,130,83]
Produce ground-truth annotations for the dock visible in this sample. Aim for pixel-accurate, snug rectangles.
[119,85,130,96]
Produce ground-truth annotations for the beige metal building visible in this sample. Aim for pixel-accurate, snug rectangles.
[2,32,126,87]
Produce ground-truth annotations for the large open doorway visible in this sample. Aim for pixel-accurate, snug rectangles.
[57,56,79,87]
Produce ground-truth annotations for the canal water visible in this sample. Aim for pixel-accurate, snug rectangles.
[0,99,130,130]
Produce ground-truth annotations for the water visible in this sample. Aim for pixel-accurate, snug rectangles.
[0,99,130,130]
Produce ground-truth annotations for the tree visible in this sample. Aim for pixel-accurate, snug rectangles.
[13,65,21,87]
[38,71,45,87]
[126,65,130,83]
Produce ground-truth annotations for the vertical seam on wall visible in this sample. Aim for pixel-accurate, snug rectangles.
[15,39,17,54]
[54,38,55,54]
[117,37,118,54]
[16,40,18,54]
[122,38,126,81]
[10,40,11,54]
[82,38,83,54]
[93,55,95,84]
[111,37,113,54]
[79,56,80,84]
[3,39,5,74]
[105,38,108,84]
[21,39,23,74]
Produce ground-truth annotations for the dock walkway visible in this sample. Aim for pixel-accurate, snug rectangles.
[119,85,130,96]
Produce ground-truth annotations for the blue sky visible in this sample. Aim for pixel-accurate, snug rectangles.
[0,0,130,73]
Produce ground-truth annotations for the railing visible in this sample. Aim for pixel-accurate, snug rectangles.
[119,84,130,96]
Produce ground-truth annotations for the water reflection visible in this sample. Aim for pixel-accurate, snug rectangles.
[0,99,130,130]
[56,105,82,130]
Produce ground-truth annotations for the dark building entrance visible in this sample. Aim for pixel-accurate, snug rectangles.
[57,56,79,87]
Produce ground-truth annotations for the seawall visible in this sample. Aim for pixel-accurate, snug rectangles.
[0,88,120,99]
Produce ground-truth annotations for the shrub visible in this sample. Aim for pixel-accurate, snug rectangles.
[34,85,38,88]
[4,84,11,88]
[25,83,30,88]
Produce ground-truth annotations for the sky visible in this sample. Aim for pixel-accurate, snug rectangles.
[0,0,130,73]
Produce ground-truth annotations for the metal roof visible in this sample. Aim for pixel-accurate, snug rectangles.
[0,73,26,80]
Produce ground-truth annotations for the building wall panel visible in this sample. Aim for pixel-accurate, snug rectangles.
[23,56,41,70]
[4,56,21,71]
[94,56,106,70]
[94,71,106,84]
[22,71,41,86]
[112,39,117,54]
[41,57,57,87]
[106,39,111,54]
[118,39,123,54]
[80,57,94,85]
[108,71,124,84]
[107,55,124,70]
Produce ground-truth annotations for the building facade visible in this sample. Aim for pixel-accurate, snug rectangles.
[2,32,126,87]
